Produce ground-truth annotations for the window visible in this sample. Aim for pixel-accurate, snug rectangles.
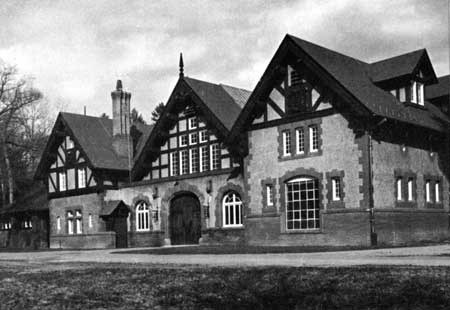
[282,130,291,156]
[179,134,188,147]
[22,219,32,229]
[407,178,414,201]
[75,210,82,234]
[425,180,431,202]
[210,143,220,170]
[296,128,305,154]
[200,146,209,172]
[136,201,150,231]
[78,168,86,188]
[189,133,198,145]
[67,211,74,234]
[222,192,243,227]
[417,82,424,105]
[309,126,319,152]
[435,182,440,203]
[399,87,406,102]
[396,178,403,201]
[190,148,199,174]
[88,214,93,228]
[286,177,320,230]
[57,216,61,231]
[180,150,189,175]
[289,69,301,86]
[266,185,274,206]
[188,117,198,129]
[170,152,179,176]
[331,178,341,201]
[411,81,417,103]
[59,171,66,191]
[199,130,208,143]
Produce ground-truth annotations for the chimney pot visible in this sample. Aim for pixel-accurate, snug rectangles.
[116,80,123,91]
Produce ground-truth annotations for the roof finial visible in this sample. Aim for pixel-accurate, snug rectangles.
[179,52,184,78]
[116,80,123,91]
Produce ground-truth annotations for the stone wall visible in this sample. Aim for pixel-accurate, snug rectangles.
[51,232,115,249]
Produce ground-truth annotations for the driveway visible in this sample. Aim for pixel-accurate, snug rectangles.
[0,244,450,267]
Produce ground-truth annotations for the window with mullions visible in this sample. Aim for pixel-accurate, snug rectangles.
[296,128,305,154]
[222,192,243,227]
[210,143,220,170]
[136,201,150,231]
[286,177,320,230]
[59,171,67,191]
[180,150,189,175]
[77,167,86,188]
[200,146,209,172]
[190,148,199,174]
[309,125,319,152]
[199,130,208,143]
[188,117,198,129]
[282,130,291,156]
[170,152,179,176]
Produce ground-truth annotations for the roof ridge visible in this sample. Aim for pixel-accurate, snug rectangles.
[370,48,425,65]
[287,34,370,67]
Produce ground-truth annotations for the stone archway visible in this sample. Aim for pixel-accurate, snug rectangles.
[169,192,201,245]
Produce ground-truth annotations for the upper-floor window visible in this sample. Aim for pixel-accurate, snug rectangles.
[282,130,291,156]
[59,172,67,191]
[78,168,86,188]
[188,117,198,129]
[296,128,305,154]
[309,125,319,152]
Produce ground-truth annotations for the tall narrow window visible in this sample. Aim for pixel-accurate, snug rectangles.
[407,178,414,201]
[88,214,93,228]
[331,177,341,201]
[136,201,150,231]
[180,150,189,175]
[435,181,440,203]
[67,211,74,234]
[417,82,424,106]
[425,180,431,202]
[222,192,243,227]
[282,130,291,156]
[170,152,179,176]
[296,128,305,154]
[78,168,86,188]
[189,132,198,145]
[396,178,402,201]
[57,216,61,231]
[399,87,406,102]
[75,210,82,234]
[188,117,198,129]
[199,130,208,143]
[309,125,319,152]
[179,134,188,147]
[411,81,417,103]
[200,146,209,172]
[266,185,274,206]
[190,148,199,174]
[59,172,67,191]
[210,143,220,170]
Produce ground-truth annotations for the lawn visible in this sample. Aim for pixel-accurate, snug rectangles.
[0,262,449,309]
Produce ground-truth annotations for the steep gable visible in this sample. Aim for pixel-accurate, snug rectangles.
[131,76,249,181]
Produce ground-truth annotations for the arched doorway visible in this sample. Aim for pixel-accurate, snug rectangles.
[169,193,201,245]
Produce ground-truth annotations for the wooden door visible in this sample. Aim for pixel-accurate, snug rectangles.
[112,216,128,248]
[170,194,201,245]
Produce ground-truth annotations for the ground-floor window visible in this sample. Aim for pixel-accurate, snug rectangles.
[222,192,243,227]
[286,177,320,230]
[136,201,150,231]
[67,210,82,234]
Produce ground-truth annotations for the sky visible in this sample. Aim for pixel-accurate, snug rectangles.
[0,0,448,120]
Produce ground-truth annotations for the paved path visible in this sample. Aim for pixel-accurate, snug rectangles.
[0,244,450,267]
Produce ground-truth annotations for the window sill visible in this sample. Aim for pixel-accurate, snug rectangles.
[281,229,322,235]
[221,225,244,230]
[278,150,322,162]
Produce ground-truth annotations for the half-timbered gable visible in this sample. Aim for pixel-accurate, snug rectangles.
[132,76,250,181]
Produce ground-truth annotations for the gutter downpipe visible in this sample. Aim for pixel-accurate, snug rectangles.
[367,117,387,247]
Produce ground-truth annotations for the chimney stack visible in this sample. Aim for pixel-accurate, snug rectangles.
[111,80,131,158]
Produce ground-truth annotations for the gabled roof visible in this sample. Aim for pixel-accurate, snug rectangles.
[427,75,450,100]
[184,77,251,130]
[230,34,449,141]
[61,113,130,170]
[35,112,131,179]
[131,76,250,180]
[132,121,154,162]
[369,49,433,83]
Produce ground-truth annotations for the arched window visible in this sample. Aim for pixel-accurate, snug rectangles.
[286,177,320,230]
[222,192,243,227]
[136,201,150,231]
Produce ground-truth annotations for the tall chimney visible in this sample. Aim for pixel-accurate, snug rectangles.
[111,80,131,158]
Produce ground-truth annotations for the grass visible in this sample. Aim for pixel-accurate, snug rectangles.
[0,262,449,309]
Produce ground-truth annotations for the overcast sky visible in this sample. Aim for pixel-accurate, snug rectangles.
[0,0,448,120]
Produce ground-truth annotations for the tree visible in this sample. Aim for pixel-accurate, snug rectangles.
[151,102,165,123]
[0,64,42,205]
[131,108,146,125]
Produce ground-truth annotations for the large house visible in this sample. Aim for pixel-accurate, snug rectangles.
[28,34,450,248]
